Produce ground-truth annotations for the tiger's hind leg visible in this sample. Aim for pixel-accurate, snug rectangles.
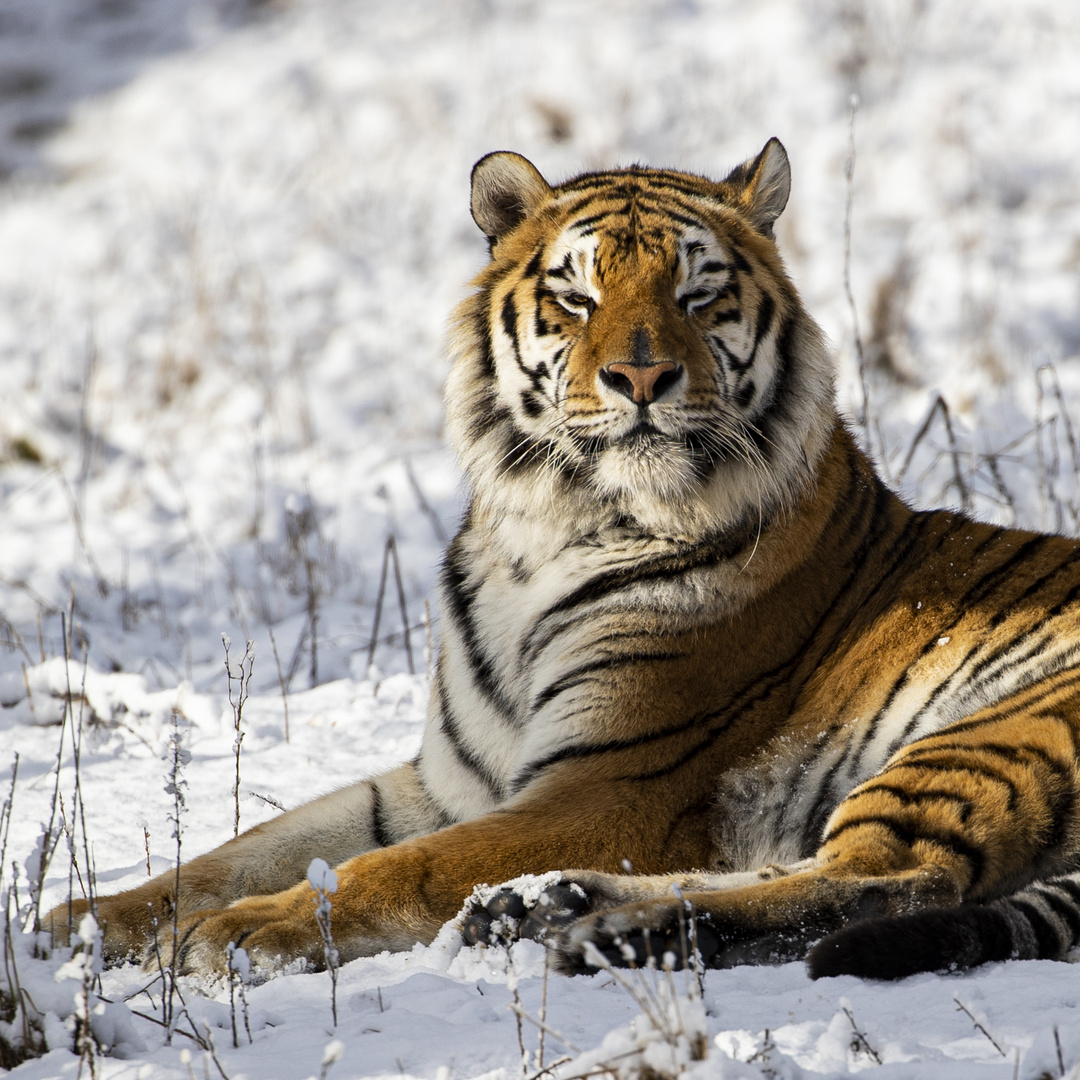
[552,861,958,973]
[553,687,1080,976]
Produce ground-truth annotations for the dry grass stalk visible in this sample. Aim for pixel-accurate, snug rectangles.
[308,858,340,1027]
[222,635,255,838]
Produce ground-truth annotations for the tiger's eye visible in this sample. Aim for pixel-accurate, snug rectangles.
[558,291,595,317]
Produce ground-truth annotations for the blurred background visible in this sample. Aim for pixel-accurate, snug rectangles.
[1,0,1079,695]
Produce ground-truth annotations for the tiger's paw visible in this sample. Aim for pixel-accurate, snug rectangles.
[45,891,161,965]
[160,892,322,977]
[461,876,592,948]
[552,901,723,974]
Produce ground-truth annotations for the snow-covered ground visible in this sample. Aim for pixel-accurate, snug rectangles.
[2,0,1080,1076]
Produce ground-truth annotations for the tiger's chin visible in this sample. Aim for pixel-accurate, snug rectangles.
[591,437,700,505]
[587,430,777,541]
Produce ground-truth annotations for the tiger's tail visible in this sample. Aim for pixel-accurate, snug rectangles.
[806,873,1080,980]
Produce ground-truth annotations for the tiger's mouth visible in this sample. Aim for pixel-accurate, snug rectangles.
[611,420,667,451]
[568,417,703,464]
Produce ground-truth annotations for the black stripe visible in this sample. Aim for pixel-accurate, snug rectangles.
[1044,783,1075,852]
[883,661,1080,746]
[533,281,555,338]
[728,245,752,273]
[921,577,1080,729]
[440,539,519,721]
[823,814,986,888]
[1037,887,1080,941]
[1012,898,1064,958]
[570,209,620,231]
[878,637,991,758]
[465,393,506,444]
[749,292,775,359]
[964,629,1058,696]
[1047,571,1080,617]
[862,531,1048,760]
[546,252,574,281]
[369,782,391,847]
[1051,877,1080,905]
[712,334,749,375]
[473,308,495,377]
[796,487,926,834]
[878,757,1019,811]
[989,547,1080,628]
[716,279,741,303]
[560,171,712,199]
[500,291,519,352]
[509,712,708,793]
[743,303,790,425]
[520,526,757,664]
[900,740,1072,778]
[438,689,504,799]
[411,758,456,828]
[560,189,710,232]
[501,292,542,388]
[846,782,974,820]
[530,651,687,713]
[616,733,719,782]
[636,204,704,230]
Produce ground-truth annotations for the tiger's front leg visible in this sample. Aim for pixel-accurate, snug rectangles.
[553,692,1080,976]
[166,769,712,975]
[44,762,440,963]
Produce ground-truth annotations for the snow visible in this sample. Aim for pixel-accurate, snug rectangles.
[2,0,1080,1076]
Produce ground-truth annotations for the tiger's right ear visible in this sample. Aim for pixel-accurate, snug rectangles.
[721,138,791,238]
[471,152,553,244]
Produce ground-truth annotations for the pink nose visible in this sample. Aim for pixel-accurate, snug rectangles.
[601,361,680,404]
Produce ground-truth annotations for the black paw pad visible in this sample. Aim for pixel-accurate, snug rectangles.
[519,884,589,941]
[486,890,528,920]
[462,911,493,946]
[461,883,589,947]
[462,888,528,946]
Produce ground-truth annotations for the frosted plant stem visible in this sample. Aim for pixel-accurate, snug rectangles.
[222,635,255,838]
[308,859,340,1027]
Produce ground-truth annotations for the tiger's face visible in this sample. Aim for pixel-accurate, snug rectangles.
[448,141,835,541]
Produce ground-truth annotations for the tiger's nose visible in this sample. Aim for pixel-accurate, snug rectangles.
[600,361,682,405]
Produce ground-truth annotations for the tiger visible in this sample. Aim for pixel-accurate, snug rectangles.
[48,139,1080,982]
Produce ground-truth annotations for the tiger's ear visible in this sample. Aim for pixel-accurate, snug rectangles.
[721,138,791,237]
[471,152,553,243]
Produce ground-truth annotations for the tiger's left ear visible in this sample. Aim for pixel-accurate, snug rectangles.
[721,138,791,237]
[471,152,553,245]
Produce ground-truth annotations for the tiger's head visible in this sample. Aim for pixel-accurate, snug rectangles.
[447,140,835,547]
